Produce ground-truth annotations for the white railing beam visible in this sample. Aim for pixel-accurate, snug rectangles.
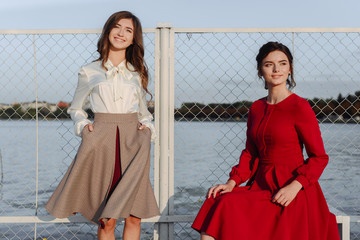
[0,29,156,34]
[0,215,195,224]
[172,27,360,33]
[2,27,360,35]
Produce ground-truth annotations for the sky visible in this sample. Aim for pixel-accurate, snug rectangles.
[1,0,360,104]
[0,0,360,29]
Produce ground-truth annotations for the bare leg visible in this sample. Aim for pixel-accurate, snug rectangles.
[123,215,141,240]
[97,218,116,240]
[201,232,215,240]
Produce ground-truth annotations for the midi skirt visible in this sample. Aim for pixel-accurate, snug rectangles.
[192,185,339,240]
[45,113,160,225]
[192,162,340,240]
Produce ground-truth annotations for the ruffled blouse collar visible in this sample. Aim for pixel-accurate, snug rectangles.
[104,59,136,101]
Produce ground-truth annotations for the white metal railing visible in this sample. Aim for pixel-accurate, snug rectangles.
[0,27,359,240]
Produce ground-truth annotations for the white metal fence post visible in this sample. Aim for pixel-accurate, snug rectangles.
[154,25,161,240]
[156,23,175,240]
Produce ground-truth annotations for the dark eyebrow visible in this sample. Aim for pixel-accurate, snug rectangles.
[115,23,133,31]
[263,59,288,64]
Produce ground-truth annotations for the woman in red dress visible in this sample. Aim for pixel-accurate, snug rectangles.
[191,42,340,240]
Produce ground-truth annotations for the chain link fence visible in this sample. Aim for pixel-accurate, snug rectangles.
[172,30,360,239]
[0,30,156,239]
[0,29,359,239]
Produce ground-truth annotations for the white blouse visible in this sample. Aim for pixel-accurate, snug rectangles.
[67,59,156,141]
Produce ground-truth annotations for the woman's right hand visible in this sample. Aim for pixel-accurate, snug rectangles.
[84,123,94,132]
[207,180,236,198]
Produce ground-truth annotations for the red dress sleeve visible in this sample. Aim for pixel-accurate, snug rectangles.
[228,108,259,186]
[294,99,329,189]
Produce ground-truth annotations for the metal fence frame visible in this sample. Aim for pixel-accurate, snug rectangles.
[1,26,360,240]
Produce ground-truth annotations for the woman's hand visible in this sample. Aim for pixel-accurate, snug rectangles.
[138,123,150,131]
[207,180,236,199]
[84,123,94,132]
[272,180,302,207]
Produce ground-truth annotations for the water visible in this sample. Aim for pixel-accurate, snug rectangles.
[0,120,359,239]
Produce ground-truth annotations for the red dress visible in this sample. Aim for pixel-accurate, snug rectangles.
[192,94,340,240]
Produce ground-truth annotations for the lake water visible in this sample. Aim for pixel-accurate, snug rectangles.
[0,120,359,239]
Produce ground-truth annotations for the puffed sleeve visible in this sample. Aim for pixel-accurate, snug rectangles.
[138,88,156,142]
[294,99,329,189]
[228,108,259,186]
[67,67,92,136]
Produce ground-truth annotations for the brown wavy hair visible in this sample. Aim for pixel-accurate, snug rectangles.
[96,11,151,98]
[256,41,296,90]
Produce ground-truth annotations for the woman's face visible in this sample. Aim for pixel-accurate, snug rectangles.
[260,50,291,89]
[108,18,134,52]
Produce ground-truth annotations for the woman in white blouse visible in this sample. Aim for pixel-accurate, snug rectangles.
[46,11,160,240]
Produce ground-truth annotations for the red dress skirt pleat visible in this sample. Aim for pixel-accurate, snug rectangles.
[110,127,121,193]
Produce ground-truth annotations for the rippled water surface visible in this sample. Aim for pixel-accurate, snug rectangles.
[0,120,359,239]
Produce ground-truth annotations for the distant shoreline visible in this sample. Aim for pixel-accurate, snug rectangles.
[1,118,359,124]
[1,90,359,122]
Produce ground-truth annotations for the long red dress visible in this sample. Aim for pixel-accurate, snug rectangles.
[192,94,340,240]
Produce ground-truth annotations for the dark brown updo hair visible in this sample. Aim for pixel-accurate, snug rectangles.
[256,41,296,90]
[96,11,151,97]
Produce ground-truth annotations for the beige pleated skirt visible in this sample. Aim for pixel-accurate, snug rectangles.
[45,113,160,225]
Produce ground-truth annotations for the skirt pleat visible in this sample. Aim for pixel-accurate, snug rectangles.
[45,113,160,225]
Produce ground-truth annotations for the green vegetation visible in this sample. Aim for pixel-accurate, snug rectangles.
[174,90,360,122]
[0,105,70,120]
[174,101,252,121]
[1,91,359,122]
[307,91,360,123]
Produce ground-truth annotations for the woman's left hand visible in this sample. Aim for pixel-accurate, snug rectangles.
[272,180,302,207]
[138,124,150,131]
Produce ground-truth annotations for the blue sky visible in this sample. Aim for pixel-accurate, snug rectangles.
[1,0,360,104]
[0,0,359,29]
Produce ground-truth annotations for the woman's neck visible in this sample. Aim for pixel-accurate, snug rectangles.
[267,86,292,105]
[108,50,126,66]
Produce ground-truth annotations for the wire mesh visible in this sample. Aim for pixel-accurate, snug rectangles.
[172,31,360,239]
[0,31,156,239]
[0,29,359,239]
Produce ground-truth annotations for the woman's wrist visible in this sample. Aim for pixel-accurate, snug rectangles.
[291,180,303,191]
[226,179,236,188]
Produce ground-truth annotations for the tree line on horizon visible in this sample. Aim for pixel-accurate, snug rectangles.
[1,90,360,123]
[174,91,360,122]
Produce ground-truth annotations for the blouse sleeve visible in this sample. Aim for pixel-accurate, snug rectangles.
[67,67,92,136]
[228,108,259,186]
[138,87,156,142]
[294,99,329,189]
